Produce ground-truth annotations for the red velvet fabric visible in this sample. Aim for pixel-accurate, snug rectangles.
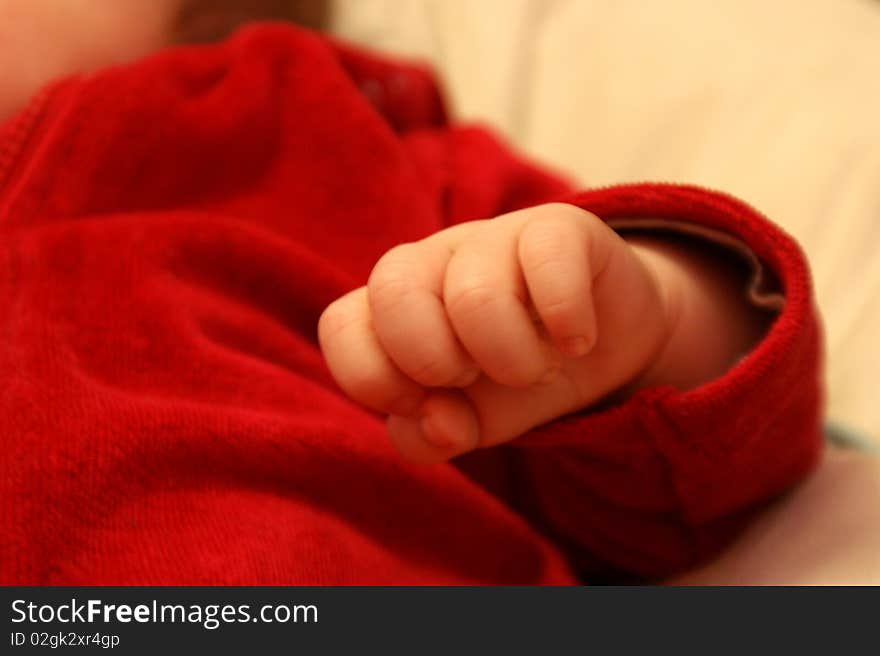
[0,24,823,584]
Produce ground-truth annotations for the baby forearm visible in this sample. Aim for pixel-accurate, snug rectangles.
[625,234,772,392]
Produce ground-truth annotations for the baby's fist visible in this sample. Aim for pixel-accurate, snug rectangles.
[318,204,673,463]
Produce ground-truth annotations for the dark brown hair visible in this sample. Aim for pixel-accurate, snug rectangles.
[172,0,330,43]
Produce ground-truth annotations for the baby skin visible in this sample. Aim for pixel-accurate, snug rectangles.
[319,203,767,464]
[4,0,876,585]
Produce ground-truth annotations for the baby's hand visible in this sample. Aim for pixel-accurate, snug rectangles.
[318,203,697,463]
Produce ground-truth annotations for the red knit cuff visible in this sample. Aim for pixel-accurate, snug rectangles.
[517,183,824,526]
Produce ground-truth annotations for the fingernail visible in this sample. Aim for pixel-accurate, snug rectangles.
[560,336,590,358]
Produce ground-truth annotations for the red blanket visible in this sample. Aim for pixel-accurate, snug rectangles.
[0,25,822,584]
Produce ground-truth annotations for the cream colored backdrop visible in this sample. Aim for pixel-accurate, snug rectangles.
[331,0,880,440]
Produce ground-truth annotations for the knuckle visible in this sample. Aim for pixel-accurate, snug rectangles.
[520,214,572,262]
[445,281,498,321]
[375,242,413,266]
[490,359,540,388]
[317,298,357,342]
[540,202,597,225]
[338,367,413,413]
[519,204,598,255]
[367,245,418,306]
[520,231,564,275]
[407,354,458,386]
[339,367,379,399]
[536,295,579,324]
[369,275,414,312]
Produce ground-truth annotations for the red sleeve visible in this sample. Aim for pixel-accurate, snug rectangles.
[458,184,825,581]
